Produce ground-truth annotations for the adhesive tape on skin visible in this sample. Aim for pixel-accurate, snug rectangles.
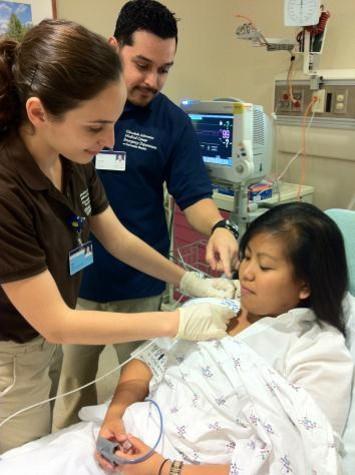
[183,297,240,314]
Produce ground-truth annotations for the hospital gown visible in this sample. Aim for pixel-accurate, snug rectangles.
[0,307,353,474]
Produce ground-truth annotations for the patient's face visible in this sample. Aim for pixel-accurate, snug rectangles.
[238,232,310,317]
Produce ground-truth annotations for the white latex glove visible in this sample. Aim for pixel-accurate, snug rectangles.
[176,303,235,340]
[179,271,235,299]
[233,279,241,299]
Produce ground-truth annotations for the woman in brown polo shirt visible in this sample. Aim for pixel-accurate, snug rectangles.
[0,20,236,452]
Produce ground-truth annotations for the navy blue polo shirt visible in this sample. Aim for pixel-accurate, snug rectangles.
[80,93,212,302]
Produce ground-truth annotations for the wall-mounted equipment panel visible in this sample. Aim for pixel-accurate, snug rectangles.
[274,70,355,129]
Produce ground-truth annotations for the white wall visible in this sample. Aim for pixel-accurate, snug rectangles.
[57,0,355,209]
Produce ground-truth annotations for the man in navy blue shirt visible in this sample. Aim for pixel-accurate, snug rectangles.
[57,0,239,428]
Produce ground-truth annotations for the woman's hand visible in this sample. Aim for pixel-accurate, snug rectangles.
[96,413,129,471]
[176,302,235,340]
[100,413,126,443]
[99,435,166,475]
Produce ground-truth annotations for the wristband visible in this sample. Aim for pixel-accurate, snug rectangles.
[211,218,240,240]
[158,458,170,475]
[169,460,184,474]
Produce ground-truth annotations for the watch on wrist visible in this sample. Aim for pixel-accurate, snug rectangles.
[211,219,240,240]
[169,460,184,475]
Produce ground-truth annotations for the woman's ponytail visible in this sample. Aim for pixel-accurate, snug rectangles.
[0,38,21,135]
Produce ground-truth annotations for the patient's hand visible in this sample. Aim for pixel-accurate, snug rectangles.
[100,412,126,441]
[105,435,165,474]
[96,414,128,471]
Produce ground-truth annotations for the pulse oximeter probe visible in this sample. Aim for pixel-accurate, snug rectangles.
[96,398,163,465]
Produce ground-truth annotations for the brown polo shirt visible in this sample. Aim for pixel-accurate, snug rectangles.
[0,133,109,343]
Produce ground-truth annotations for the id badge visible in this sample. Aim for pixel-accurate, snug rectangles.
[95,150,126,171]
[69,241,94,276]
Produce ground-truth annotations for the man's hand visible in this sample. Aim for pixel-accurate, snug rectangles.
[233,279,241,299]
[206,228,239,277]
[179,271,235,299]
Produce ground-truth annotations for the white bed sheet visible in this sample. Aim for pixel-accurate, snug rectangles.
[0,325,345,474]
[1,297,354,474]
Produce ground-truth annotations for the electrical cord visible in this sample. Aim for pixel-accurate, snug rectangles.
[275,108,316,184]
[0,340,156,430]
[298,96,318,199]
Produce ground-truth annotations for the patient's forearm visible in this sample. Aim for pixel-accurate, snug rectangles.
[106,359,152,418]
[185,465,229,474]
[161,462,230,474]
[107,381,149,419]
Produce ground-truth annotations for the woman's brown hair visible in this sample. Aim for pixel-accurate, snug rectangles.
[0,19,122,135]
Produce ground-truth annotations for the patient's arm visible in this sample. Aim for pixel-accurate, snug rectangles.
[100,358,152,438]
[112,436,230,474]
[97,359,153,471]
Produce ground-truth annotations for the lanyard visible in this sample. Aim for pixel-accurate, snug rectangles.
[68,213,86,246]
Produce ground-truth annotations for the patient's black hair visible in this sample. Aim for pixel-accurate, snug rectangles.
[113,0,178,46]
[239,202,348,335]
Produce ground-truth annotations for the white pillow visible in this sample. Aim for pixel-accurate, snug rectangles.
[342,292,355,475]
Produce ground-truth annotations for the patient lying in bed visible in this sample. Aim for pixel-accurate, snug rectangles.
[1,203,354,475]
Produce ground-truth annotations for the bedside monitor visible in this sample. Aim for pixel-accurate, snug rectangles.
[181,99,273,185]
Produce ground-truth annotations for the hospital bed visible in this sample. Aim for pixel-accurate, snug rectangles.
[0,292,354,474]
[1,209,355,473]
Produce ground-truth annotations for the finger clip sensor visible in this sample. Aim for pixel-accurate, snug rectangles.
[96,436,124,465]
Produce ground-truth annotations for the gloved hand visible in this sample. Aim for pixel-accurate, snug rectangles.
[179,271,235,299]
[176,302,235,340]
[233,279,241,299]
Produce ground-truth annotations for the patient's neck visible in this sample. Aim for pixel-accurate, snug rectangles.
[227,308,261,336]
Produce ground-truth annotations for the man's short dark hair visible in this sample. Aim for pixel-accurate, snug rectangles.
[113,0,178,46]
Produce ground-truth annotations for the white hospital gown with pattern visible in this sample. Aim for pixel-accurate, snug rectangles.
[129,307,352,474]
[0,307,353,475]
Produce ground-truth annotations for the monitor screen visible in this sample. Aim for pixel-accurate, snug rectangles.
[189,113,233,167]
